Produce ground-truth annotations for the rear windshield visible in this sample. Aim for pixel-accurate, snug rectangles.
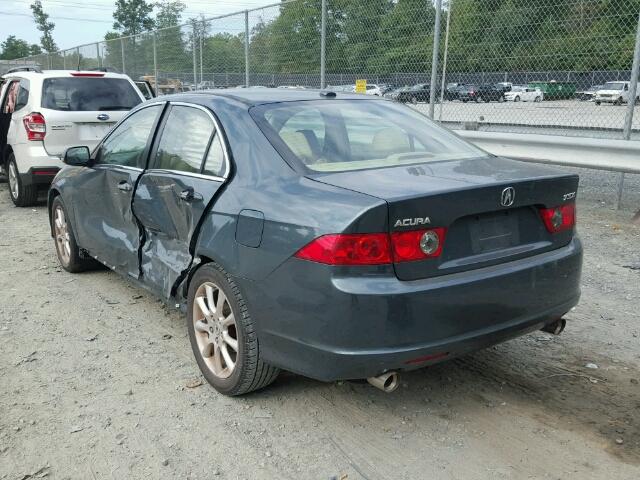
[42,77,142,111]
[252,99,486,173]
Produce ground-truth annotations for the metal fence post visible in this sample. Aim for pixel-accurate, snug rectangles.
[63,50,66,69]
[120,38,126,74]
[429,0,443,119]
[96,43,101,68]
[76,46,80,69]
[244,10,250,87]
[438,1,452,122]
[199,30,203,89]
[320,0,327,89]
[616,11,640,209]
[192,25,198,89]
[153,32,158,95]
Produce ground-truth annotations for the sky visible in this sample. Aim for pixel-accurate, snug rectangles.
[0,0,277,51]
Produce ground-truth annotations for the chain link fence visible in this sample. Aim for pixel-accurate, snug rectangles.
[7,0,640,209]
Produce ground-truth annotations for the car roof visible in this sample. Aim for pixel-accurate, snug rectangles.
[170,88,378,107]
[1,70,132,81]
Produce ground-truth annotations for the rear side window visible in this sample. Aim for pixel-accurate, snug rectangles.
[41,77,142,112]
[153,105,214,173]
[203,133,225,177]
[2,81,20,113]
[15,79,29,111]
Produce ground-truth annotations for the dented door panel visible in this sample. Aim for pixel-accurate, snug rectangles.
[72,165,143,277]
[133,171,224,298]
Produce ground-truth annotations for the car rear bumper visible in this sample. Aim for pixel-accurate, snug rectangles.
[244,236,583,381]
[11,143,62,187]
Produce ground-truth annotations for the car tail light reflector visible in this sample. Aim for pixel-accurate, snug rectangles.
[391,228,447,262]
[294,233,392,265]
[23,113,46,141]
[539,204,576,233]
[295,228,447,266]
[70,72,104,77]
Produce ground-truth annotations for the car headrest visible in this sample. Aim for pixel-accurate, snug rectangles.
[372,127,411,155]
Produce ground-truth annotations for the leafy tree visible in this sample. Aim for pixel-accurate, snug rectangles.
[30,0,57,53]
[0,36,41,60]
[155,0,186,29]
[113,0,155,36]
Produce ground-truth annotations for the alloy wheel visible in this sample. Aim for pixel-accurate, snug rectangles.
[8,162,19,200]
[53,205,71,265]
[193,281,239,379]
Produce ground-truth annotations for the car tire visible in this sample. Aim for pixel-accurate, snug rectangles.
[51,196,96,273]
[462,99,468,103]
[614,97,622,106]
[187,262,280,396]
[534,96,541,102]
[498,96,505,103]
[514,96,521,102]
[595,101,601,106]
[7,155,38,207]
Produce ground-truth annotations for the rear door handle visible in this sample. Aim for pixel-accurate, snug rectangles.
[117,181,132,192]
[178,187,195,202]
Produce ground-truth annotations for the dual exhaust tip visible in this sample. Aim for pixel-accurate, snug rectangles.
[366,318,567,393]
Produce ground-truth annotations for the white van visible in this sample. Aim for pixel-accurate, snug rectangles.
[594,81,640,106]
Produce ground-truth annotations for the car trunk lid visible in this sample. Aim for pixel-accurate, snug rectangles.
[309,156,578,280]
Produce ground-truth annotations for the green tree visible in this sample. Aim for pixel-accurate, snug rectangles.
[30,0,57,53]
[113,0,155,36]
[0,36,40,60]
[155,0,185,29]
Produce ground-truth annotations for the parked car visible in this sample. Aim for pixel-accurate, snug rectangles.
[197,80,217,90]
[364,84,383,96]
[50,89,582,395]
[396,83,431,103]
[383,85,411,100]
[576,84,603,101]
[594,81,639,105]
[475,83,507,102]
[456,84,481,102]
[444,83,465,101]
[0,69,145,206]
[504,86,543,102]
[135,80,155,100]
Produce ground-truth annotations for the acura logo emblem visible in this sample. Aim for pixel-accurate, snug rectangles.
[501,187,515,206]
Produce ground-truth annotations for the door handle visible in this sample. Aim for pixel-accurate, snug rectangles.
[117,181,132,192]
[178,187,194,202]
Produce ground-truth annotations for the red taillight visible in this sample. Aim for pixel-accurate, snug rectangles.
[294,233,392,265]
[70,72,104,77]
[539,204,576,233]
[23,113,46,141]
[391,227,446,262]
[294,228,447,266]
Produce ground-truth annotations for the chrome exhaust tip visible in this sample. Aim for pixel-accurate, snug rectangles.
[541,318,566,335]
[367,371,399,392]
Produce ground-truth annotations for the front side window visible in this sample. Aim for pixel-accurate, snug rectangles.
[42,77,142,112]
[97,105,161,168]
[253,100,486,173]
[153,106,214,173]
[2,81,20,114]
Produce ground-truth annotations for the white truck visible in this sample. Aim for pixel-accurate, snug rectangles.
[594,81,640,106]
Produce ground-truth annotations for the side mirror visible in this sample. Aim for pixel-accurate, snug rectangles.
[64,146,91,166]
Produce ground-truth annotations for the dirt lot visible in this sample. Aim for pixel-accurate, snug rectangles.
[0,181,639,480]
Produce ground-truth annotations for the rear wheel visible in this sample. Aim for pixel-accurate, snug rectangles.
[51,196,96,273]
[498,96,505,103]
[534,96,542,103]
[187,263,280,396]
[614,97,622,106]
[595,101,601,106]
[7,155,38,207]
[514,96,521,102]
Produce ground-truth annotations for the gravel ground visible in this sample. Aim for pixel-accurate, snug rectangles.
[1,181,639,480]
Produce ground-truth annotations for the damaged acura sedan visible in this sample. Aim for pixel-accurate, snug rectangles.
[48,90,582,395]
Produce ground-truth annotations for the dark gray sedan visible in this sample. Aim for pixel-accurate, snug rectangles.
[48,90,582,395]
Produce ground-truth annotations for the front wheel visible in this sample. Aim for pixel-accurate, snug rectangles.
[595,101,601,106]
[534,96,542,103]
[514,96,521,102]
[614,97,622,106]
[187,263,280,396]
[7,155,38,207]
[51,196,97,273]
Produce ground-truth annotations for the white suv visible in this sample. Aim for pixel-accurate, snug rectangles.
[0,68,145,206]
